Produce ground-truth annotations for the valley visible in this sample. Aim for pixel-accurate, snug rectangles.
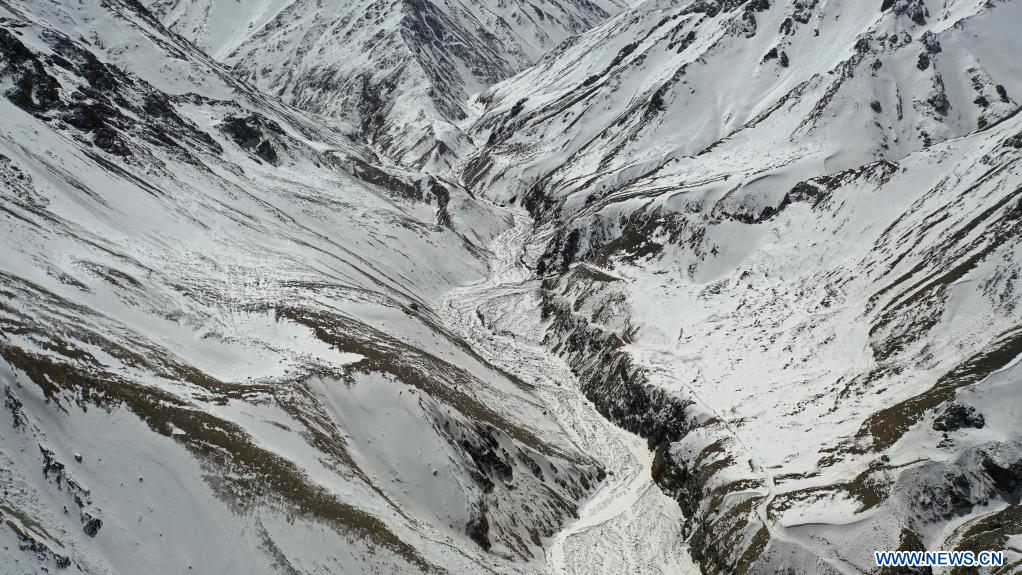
[2,0,1021,573]
[438,210,697,575]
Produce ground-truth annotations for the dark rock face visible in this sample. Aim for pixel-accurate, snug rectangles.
[3,385,26,429]
[461,429,514,493]
[348,157,422,200]
[1,26,221,160]
[0,28,61,113]
[40,446,65,480]
[557,229,583,274]
[427,177,452,228]
[933,403,985,432]
[981,453,1022,496]
[996,85,1010,102]
[221,114,282,164]
[82,513,102,537]
[895,442,1022,532]
[62,99,132,156]
[927,90,950,116]
[890,0,927,25]
[465,504,491,550]
[920,31,941,54]
[879,529,933,575]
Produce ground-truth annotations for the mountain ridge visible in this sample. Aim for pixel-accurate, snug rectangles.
[147,0,627,170]
[0,1,619,572]
[458,0,1022,571]
[3,0,1022,573]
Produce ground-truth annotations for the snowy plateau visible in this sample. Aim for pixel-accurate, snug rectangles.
[0,0,1021,574]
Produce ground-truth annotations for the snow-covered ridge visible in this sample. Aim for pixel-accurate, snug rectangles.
[0,1,613,572]
[467,0,1020,209]
[3,0,1022,573]
[462,0,1022,571]
[146,0,627,170]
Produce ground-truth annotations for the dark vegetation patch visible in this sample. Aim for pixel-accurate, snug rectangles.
[1,346,436,572]
[951,506,1022,575]
[857,327,1022,451]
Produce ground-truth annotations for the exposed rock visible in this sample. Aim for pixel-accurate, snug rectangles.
[0,28,61,113]
[82,512,102,537]
[3,385,26,429]
[933,403,985,432]
[997,84,1010,103]
[221,114,281,164]
[465,504,491,550]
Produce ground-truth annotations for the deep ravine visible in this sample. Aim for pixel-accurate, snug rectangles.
[437,209,698,575]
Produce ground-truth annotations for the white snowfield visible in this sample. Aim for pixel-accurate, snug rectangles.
[2,0,1022,573]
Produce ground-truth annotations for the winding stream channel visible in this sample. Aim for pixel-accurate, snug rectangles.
[438,210,698,575]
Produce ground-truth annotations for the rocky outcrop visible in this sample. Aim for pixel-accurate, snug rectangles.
[221,114,283,164]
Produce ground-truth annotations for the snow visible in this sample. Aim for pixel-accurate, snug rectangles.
[145,0,629,170]
[3,0,1021,572]
[460,0,1022,569]
[0,0,628,571]
[438,211,697,575]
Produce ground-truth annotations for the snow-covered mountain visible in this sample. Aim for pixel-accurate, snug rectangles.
[146,0,626,170]
[465,0,1022,572]
[0,2,611,573]
[3,0,1021,573]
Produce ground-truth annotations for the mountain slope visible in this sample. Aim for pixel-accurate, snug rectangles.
[3,0,1021,573]
[467,0,1019,207]
[464,0,1022,571]
[0,1,608,572]
[146,0,626,170]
